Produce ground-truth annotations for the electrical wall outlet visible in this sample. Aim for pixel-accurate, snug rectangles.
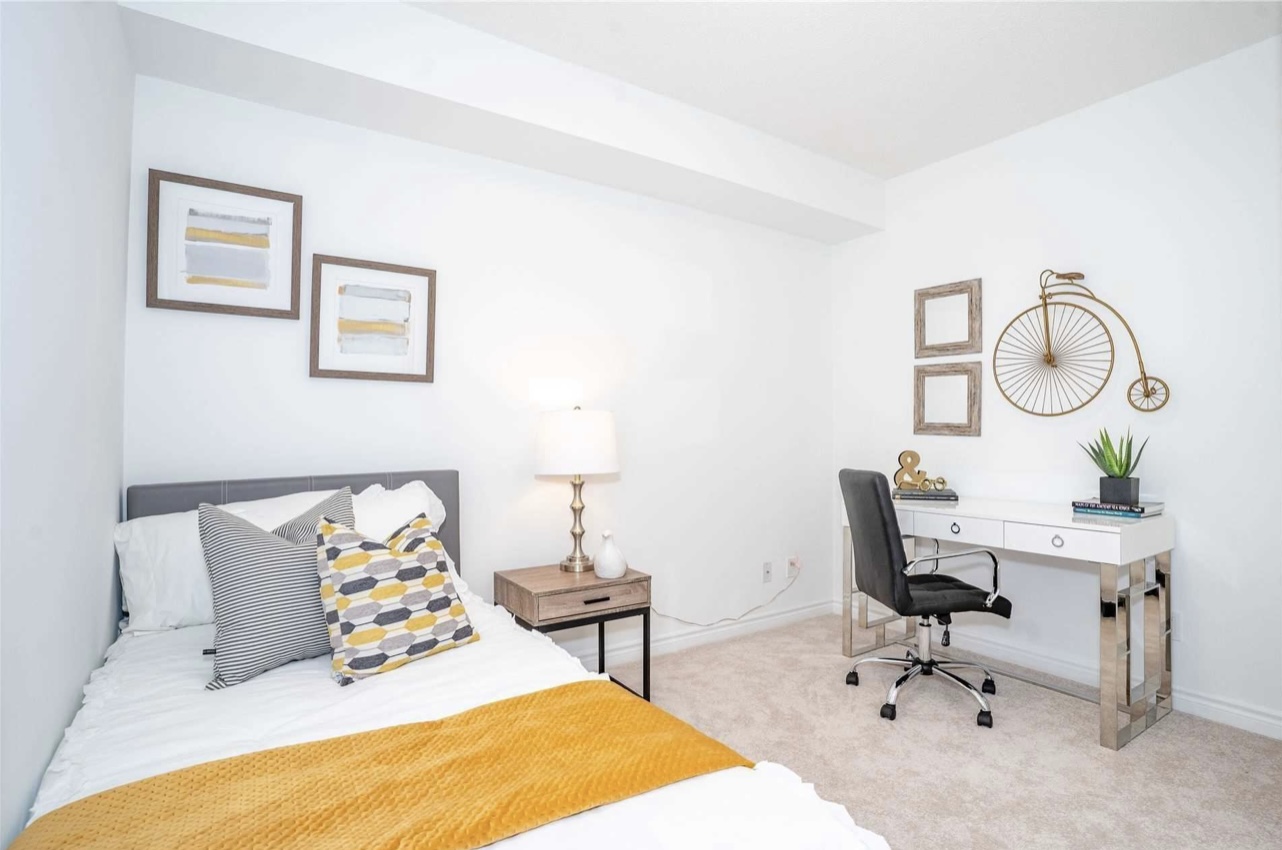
[762,561,773,583]
[787,556,801,578]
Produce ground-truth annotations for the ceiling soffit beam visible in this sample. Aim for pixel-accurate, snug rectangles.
[118,3,883,243]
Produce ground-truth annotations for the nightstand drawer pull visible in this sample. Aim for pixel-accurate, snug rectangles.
[583,595,611,605]
[1052,534,1065,548]
[950,522,961,535]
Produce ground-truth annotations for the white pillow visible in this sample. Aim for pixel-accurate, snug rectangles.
[351,481,467,596]
[115,481,457,631]
[116,489,338,632]
[353,480,447,539]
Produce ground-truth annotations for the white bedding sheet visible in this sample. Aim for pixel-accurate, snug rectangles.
[31,592,888,849]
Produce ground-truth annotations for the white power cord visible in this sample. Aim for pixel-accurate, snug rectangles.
[650,570,801,628]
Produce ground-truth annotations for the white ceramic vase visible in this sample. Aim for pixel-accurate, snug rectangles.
[593,531,628,579]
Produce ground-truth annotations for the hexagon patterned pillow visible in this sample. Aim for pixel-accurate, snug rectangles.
[316,513,478,685]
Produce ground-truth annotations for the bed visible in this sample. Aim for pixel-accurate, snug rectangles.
[25,470,888,849]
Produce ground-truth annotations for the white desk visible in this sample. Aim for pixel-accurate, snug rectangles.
[842,497,1175,750]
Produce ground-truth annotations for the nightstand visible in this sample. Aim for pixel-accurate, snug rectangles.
[494,565,651,701]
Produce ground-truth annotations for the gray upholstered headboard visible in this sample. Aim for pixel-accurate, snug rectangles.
[125,469,461,571]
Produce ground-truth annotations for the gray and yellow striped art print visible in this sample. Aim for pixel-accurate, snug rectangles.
[183,209,272,289]
[336,283,411,356]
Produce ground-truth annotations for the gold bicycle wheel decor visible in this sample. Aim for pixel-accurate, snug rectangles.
[1128,375,1170,412]
[993,270,1168,416]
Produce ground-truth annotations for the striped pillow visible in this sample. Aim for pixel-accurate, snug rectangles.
[198,488,354,689]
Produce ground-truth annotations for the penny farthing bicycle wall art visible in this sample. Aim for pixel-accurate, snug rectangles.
[993,269,1169,416]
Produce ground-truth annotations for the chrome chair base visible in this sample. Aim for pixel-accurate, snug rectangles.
[846,619,997,727]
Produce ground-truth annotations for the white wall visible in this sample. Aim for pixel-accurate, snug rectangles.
[831,37,1282,736]
[122,78,835,668]
[0,3,135,844]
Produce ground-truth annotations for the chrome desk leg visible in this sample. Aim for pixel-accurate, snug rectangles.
[1098,553,1174,750]
[1152,551,1174,724]
[843,526,853,657]
[844,527,916,658]
[1099,560,1123,750]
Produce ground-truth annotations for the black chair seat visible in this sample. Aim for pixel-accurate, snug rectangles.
[903,574,1013,619]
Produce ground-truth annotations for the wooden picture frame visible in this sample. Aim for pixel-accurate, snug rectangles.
[914,362,982,436]
[915,278,982,357]
[146,170,302,319]
[310,255,436,383]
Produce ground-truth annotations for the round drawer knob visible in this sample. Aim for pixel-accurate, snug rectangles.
[1051,534,1065,548]
[950,522,961,535]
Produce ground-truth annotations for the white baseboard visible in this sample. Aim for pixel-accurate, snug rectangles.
[944,632,1282,740]
[561,598,838,671]
[1172,688,1282,739]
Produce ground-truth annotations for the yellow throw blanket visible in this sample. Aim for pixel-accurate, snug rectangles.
[14,681,751,850]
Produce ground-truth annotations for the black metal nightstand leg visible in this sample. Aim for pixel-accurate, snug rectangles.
[523,607,650,702]
[597,621,606,675]
[643,608,650,701]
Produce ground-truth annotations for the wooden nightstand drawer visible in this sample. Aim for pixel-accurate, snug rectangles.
[494,565,651,628]
[538,580,650,623]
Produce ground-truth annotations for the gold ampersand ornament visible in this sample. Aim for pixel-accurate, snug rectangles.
[895,451,947,491]
[894,451,927,489]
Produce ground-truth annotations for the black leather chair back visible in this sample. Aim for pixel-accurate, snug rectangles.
[839,469,913,615]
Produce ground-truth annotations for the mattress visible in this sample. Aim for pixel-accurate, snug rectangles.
[30,588,888,849]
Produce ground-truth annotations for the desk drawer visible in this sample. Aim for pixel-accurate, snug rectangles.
[537,580,650,623]
[1003,522,1120,563]
[913,512,1004,548]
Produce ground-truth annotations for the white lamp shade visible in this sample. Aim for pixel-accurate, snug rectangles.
[535,409,619,476]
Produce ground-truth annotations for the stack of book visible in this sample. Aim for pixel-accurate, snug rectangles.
[893,488,959,503]
[1072,498,1164,519]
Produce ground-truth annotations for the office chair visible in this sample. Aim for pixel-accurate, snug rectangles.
[839,469,1012,727]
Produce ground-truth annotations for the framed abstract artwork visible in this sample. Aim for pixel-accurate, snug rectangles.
[146,170,302,319]
[309,255,437,383]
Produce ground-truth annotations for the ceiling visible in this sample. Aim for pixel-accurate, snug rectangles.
[421,1,1282,177]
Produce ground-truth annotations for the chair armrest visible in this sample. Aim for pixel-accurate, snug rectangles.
[904,547,1002,608]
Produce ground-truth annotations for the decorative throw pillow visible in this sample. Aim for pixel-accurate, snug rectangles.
[198,488,355,689]
[317,514,478,685]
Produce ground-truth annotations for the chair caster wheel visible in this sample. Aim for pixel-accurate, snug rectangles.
[880,703,897,721]
[846,671,859,686]
[982,678,997,695]
[977,710,993,728]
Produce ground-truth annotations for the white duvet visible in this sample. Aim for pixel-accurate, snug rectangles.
[30,591,888,849]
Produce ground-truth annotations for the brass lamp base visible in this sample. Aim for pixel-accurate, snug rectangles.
[560,554,594,573]
[559,474,594,572]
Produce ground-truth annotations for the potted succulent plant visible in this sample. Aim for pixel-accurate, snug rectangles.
[1080,428,1148,506]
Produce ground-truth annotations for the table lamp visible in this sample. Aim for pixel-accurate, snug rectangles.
[536,407,619,572]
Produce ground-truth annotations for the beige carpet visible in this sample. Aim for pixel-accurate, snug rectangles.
[614,615,1282,850]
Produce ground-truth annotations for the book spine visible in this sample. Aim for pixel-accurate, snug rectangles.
[1072,501,1144,514]
[895,496,959,502]
[1073,507,1147,519]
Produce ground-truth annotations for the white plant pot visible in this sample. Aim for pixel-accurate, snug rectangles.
[593,531,628,579]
